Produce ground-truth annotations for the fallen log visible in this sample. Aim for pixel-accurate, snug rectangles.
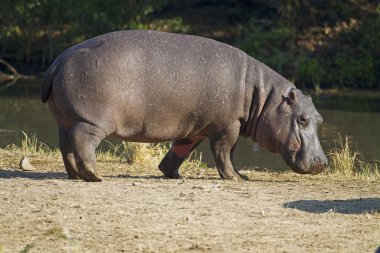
[0,59,37,91]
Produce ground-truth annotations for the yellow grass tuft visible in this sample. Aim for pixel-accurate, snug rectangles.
[123,142,169,165]
[327,135,380,180]
[357,160,380,180]
[328,135,358,177]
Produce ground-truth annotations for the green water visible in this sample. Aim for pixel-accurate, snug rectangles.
[1,81,380,170]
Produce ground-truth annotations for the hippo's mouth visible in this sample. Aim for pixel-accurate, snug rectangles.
[284,146,310,174]
[285,151,311,174]
[283,132,327,174]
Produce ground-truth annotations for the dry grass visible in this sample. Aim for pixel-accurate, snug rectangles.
[328,135,358,177]
[357,160,380,180]
[0,132,210,179]
[0,133,379,181]
[327,135,380,180]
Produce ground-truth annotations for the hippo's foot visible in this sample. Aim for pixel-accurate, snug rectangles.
[67,169,81,180]
[158,155,182,179]
[77,161,103,182]
[158,148,184,179]
[158,166,181,179]
[238,173,249,181]
[219,171,247,181]
[159,137,205,179]
[219,171,248,181]
[64,160,81,180]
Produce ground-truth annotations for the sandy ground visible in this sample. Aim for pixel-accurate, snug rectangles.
[0,165,380,253]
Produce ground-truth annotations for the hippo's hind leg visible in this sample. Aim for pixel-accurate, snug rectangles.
[70,122,106,182]
[158,136,205,178]
[58,126,80,179]
[209,121,244,180]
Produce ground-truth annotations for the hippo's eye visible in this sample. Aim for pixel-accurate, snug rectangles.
[297,115,309,127]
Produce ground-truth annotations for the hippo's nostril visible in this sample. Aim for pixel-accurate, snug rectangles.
[312,156,328,168]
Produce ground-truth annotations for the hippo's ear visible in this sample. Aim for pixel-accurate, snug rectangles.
[283,89,297,105]
[289,90,296,101]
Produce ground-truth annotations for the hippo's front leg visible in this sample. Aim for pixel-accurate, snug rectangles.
[159,136,205,178]
[209,121,243,180]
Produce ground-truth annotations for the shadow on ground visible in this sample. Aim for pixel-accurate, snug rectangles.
[107,174,166,180]
[0,169,66,179]
[106,174,221,180]
[284,198,380,214]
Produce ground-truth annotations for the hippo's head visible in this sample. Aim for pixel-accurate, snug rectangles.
[256,88,328,174]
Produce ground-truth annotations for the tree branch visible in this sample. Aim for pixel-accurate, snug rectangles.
[0,59,19,76]
[0,58,37,91]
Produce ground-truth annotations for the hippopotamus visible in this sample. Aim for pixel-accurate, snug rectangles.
[41,30,328,182]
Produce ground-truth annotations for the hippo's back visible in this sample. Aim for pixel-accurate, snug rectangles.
[48,30,248,141]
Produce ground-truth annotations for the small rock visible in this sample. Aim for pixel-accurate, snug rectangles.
[19,156,36,171]
[212,183,221,189]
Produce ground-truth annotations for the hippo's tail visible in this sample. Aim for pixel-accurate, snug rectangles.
[41,63,58,103]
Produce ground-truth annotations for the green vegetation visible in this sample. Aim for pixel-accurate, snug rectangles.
[1,1,379,89]
[1,132,379,181]
[20,131,50,155]
[237,1,380,89]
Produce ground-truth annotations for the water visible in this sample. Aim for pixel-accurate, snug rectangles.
[1,81,380,170]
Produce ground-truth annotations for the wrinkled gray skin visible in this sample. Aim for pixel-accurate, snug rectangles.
[41,30,328,182]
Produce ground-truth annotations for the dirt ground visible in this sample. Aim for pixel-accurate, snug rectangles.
[0,164,380,253]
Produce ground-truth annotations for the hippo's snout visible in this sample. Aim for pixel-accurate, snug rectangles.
[309,155,328,174]
[288,154,328,175]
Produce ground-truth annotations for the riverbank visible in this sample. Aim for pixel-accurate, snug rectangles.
[1,138,380,252]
